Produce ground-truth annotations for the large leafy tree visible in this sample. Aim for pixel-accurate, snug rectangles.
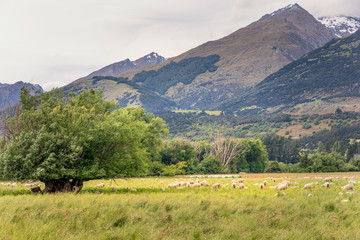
[0,88,168,193]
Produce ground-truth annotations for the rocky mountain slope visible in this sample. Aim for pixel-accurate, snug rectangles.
[117,4,335,110]
[318,16,360,38]
[217,30,360,115]
[0,81,43,110]
[73,52,165,84]
[65,4,336,112]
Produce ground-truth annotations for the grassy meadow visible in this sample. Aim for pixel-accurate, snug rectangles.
[1,173,360,239]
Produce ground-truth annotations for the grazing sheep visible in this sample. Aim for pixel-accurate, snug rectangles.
[232,183,237,188]
[324,177,333,182]
[272,178,276,182]
[342,183,354,191]
[277,184,287,191]
[212,183,221,189]
[200,180,209,186]
[3,183,11,186]
[161,187,165,191]
[303,183,313,190]
[24,183,35,187]
[188,180,194,185]
[315,182,319,185]
[193,183,201,188]
[95,183,105,188]
[341,199,349,203]
[186,182,192,188]
[168,183,177,188]
[282,180,292,186]
[127,187,136,192]
[238,183,245,189]
[11,182,17,187]
[348,180,356,184]
[307,193,313,198]
[259,183,264,190]
[160,181,163,185]
[263,181,267,187]
[322,182,330,188]
[237,178,245,183]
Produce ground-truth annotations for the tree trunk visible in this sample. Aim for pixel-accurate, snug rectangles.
[41,179,83,194]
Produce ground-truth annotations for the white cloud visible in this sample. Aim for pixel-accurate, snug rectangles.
[0,0,359,90]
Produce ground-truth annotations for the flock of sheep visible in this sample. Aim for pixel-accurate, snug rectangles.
[1,176,357,197]
[0,181,41,188]
[92,175,357,197]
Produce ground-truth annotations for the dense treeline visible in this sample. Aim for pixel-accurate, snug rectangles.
[1,88,360,191]
[0,89,269,192]
[152,138,269,176]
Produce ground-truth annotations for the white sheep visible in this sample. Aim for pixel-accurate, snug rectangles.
[95,183,105,188]
[193,183,201,188]
[277,184,287,191]
[24,183,35,187]
[212,183,221,189]
[307,193,313,198]
[127,187,136,192]
[259,183,264,190]
[303,183,313,189]
[237,178,245,183]
[342,183,354,191]
[168,183,178,188]
[238,183,245,189]
[11,182,17,187]
[263,181,267,187]
[232,183,237,188]
[200,180,209,186]
[322,182,330,188]
[160,181,163,185]
[324,177,333,182]
[282,180,292,186]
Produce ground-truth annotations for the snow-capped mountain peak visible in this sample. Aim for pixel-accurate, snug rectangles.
[318,16,360,38]
[270,3,300,16]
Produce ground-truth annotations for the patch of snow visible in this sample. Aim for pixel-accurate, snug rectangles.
[318,16,360,38]
[270,3,299,17]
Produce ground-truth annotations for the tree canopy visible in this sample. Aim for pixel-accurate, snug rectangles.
[0,88,168,193]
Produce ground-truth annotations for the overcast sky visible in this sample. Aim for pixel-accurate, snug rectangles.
[0,0,359,90]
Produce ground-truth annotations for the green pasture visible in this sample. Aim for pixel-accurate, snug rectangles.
[1,173,360,239]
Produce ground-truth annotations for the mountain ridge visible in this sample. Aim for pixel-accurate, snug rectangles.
[216,30,360,115]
